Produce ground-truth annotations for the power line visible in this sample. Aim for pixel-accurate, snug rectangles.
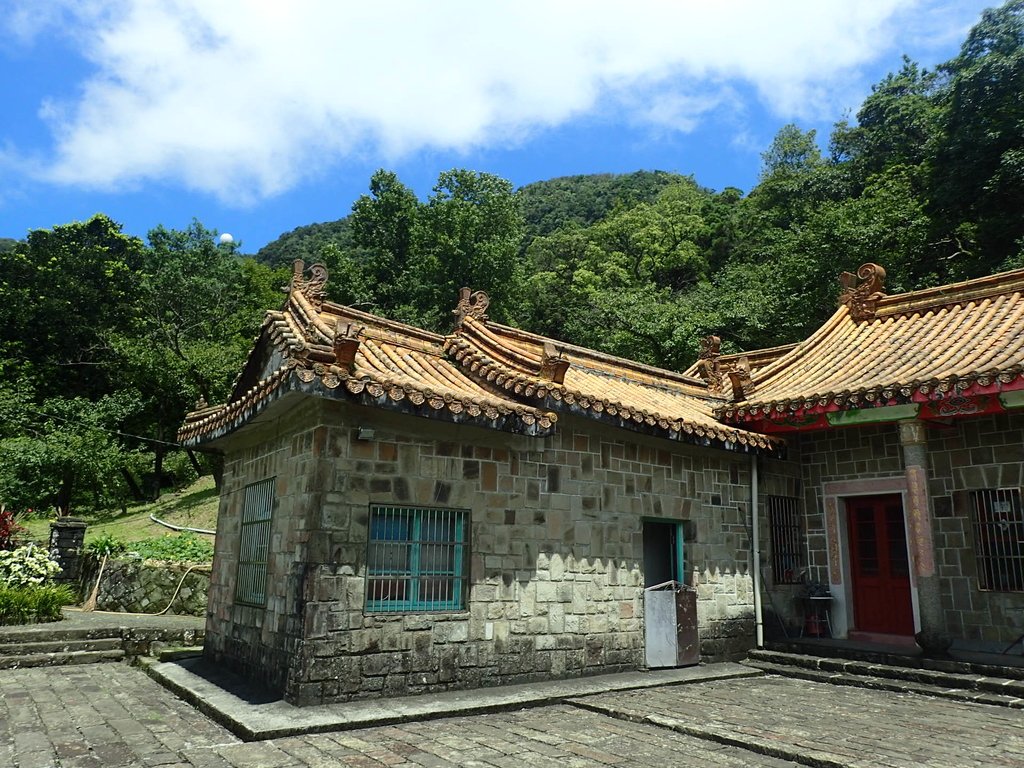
[20,408,189,449]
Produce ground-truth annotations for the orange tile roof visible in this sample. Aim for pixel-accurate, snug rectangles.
[445,315,781,452]
[719,265,1024,422]
[181,261,782,454]
[179,267,558,445]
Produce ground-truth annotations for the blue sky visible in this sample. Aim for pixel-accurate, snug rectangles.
[0,1,996,253]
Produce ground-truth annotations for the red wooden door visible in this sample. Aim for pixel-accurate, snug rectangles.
[846,495,914,635]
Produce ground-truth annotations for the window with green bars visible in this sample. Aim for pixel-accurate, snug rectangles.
[366,506,468,613]
[235,478,275,606]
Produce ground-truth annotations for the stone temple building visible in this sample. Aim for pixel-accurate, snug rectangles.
[181,260,1024,705]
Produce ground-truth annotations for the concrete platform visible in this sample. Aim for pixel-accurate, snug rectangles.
[143,657,761,741]
[0,606,205,639]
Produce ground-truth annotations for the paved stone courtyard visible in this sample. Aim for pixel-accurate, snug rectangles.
[2,665,1022,767]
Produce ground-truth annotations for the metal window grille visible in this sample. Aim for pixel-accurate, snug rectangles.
[235,478,275,606]
[366,506,468,613]
[767,495,804,584]
[969,488,1024,592]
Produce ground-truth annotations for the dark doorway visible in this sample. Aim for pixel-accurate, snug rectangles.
[846,494,914,636]
[643,520,682,587]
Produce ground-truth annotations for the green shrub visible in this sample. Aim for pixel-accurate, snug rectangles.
[31,584,77,619]
[0,545,62,587]
[128,533,214,563]
[0,584,75,625]
[86,533,129,558]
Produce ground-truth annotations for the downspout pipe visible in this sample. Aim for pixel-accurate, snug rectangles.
[751,453,764,648]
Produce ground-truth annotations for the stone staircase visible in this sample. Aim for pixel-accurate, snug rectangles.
[0,625,204,669]
[744,646,1024,709]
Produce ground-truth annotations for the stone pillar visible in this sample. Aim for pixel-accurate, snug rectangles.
[48,518,87,585]
[897,420,952,655]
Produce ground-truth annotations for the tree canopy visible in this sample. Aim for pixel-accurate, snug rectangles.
[4,1,1023,516]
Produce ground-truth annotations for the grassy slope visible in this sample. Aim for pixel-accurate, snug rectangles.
[21,476,220,544]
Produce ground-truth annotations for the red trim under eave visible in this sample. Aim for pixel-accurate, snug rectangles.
[726,377,1024,433]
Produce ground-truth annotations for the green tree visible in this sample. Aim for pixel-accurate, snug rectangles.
[932,0,1024,269]
[347,170,422,316]
[0,215,146,399]
[414,169,526,329]
[113,221,283,494]
[0,386,141,515]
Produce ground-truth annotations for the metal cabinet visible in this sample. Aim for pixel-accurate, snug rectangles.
[644,580,700,668]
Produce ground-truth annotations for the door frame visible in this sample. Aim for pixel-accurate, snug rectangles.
[845,493,915,635]
[641,518,686,587]
[821,477,920,639]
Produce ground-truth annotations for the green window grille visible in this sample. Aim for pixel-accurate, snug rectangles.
[767,495,804,584]
[235,478,275,606]
[366,506,468,613]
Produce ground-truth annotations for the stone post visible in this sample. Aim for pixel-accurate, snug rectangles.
[897,420,952,655]
[48,518,87,586]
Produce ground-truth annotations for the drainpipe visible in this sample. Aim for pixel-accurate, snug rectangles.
[751,453,764,648]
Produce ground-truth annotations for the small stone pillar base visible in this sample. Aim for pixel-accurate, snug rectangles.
[49,518,87,584]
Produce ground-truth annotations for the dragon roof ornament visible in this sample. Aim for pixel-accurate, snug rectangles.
[290,259,329,311]
[453,287,490,328]
[694,334,756,402]
[839,262,886,321]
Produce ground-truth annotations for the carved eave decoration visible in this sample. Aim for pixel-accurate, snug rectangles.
[839,262,887,321]
[726,357,756,401]
[695,335,725,393]
[695,335,756,403]
[718,366,1024,428]
[539,342,570,384]
[333,321,363,372]
[289,258,329,311]
[452,287,490,328]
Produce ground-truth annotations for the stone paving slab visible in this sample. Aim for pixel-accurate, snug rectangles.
[0,664,240,768]
[571,674,1024,768]
[144,657,760,740]
[5,663,1024,766]
[197,705,803,768]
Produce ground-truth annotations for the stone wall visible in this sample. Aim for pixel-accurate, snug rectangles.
[78,557,210,616]
[205,397,785,704]
[793,413,1024,649]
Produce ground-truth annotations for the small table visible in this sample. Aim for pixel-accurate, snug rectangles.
[800,595,833,638]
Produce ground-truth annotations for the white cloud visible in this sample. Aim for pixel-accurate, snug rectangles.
[0,0,985,202]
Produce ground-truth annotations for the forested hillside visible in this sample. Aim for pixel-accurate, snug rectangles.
[2,0,1022,517]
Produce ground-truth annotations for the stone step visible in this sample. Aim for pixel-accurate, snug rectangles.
[761,639,1024,681]
[0,649,126,670]
[744,652,1024,708]
[152,644,204,662]
[0,626,123,644]
[0,637,123,656]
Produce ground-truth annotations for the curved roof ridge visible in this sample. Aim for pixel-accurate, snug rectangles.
[484,321,712,393]
[877,266,1024,318]
[459,316,544,374]
[319,300,446,345]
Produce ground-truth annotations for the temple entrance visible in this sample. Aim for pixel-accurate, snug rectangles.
[846,494,914,636]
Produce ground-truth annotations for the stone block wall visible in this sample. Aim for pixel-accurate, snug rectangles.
[78,558,210,616]
[205,397,784,704]
[798,424,904,584]
[923,412,1024,647]
[794,413,1024,648]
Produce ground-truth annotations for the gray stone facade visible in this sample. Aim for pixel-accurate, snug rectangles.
[204,398,778,704]
[770,412,1024,649]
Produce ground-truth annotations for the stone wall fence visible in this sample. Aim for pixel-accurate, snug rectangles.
[78,556,211,616]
